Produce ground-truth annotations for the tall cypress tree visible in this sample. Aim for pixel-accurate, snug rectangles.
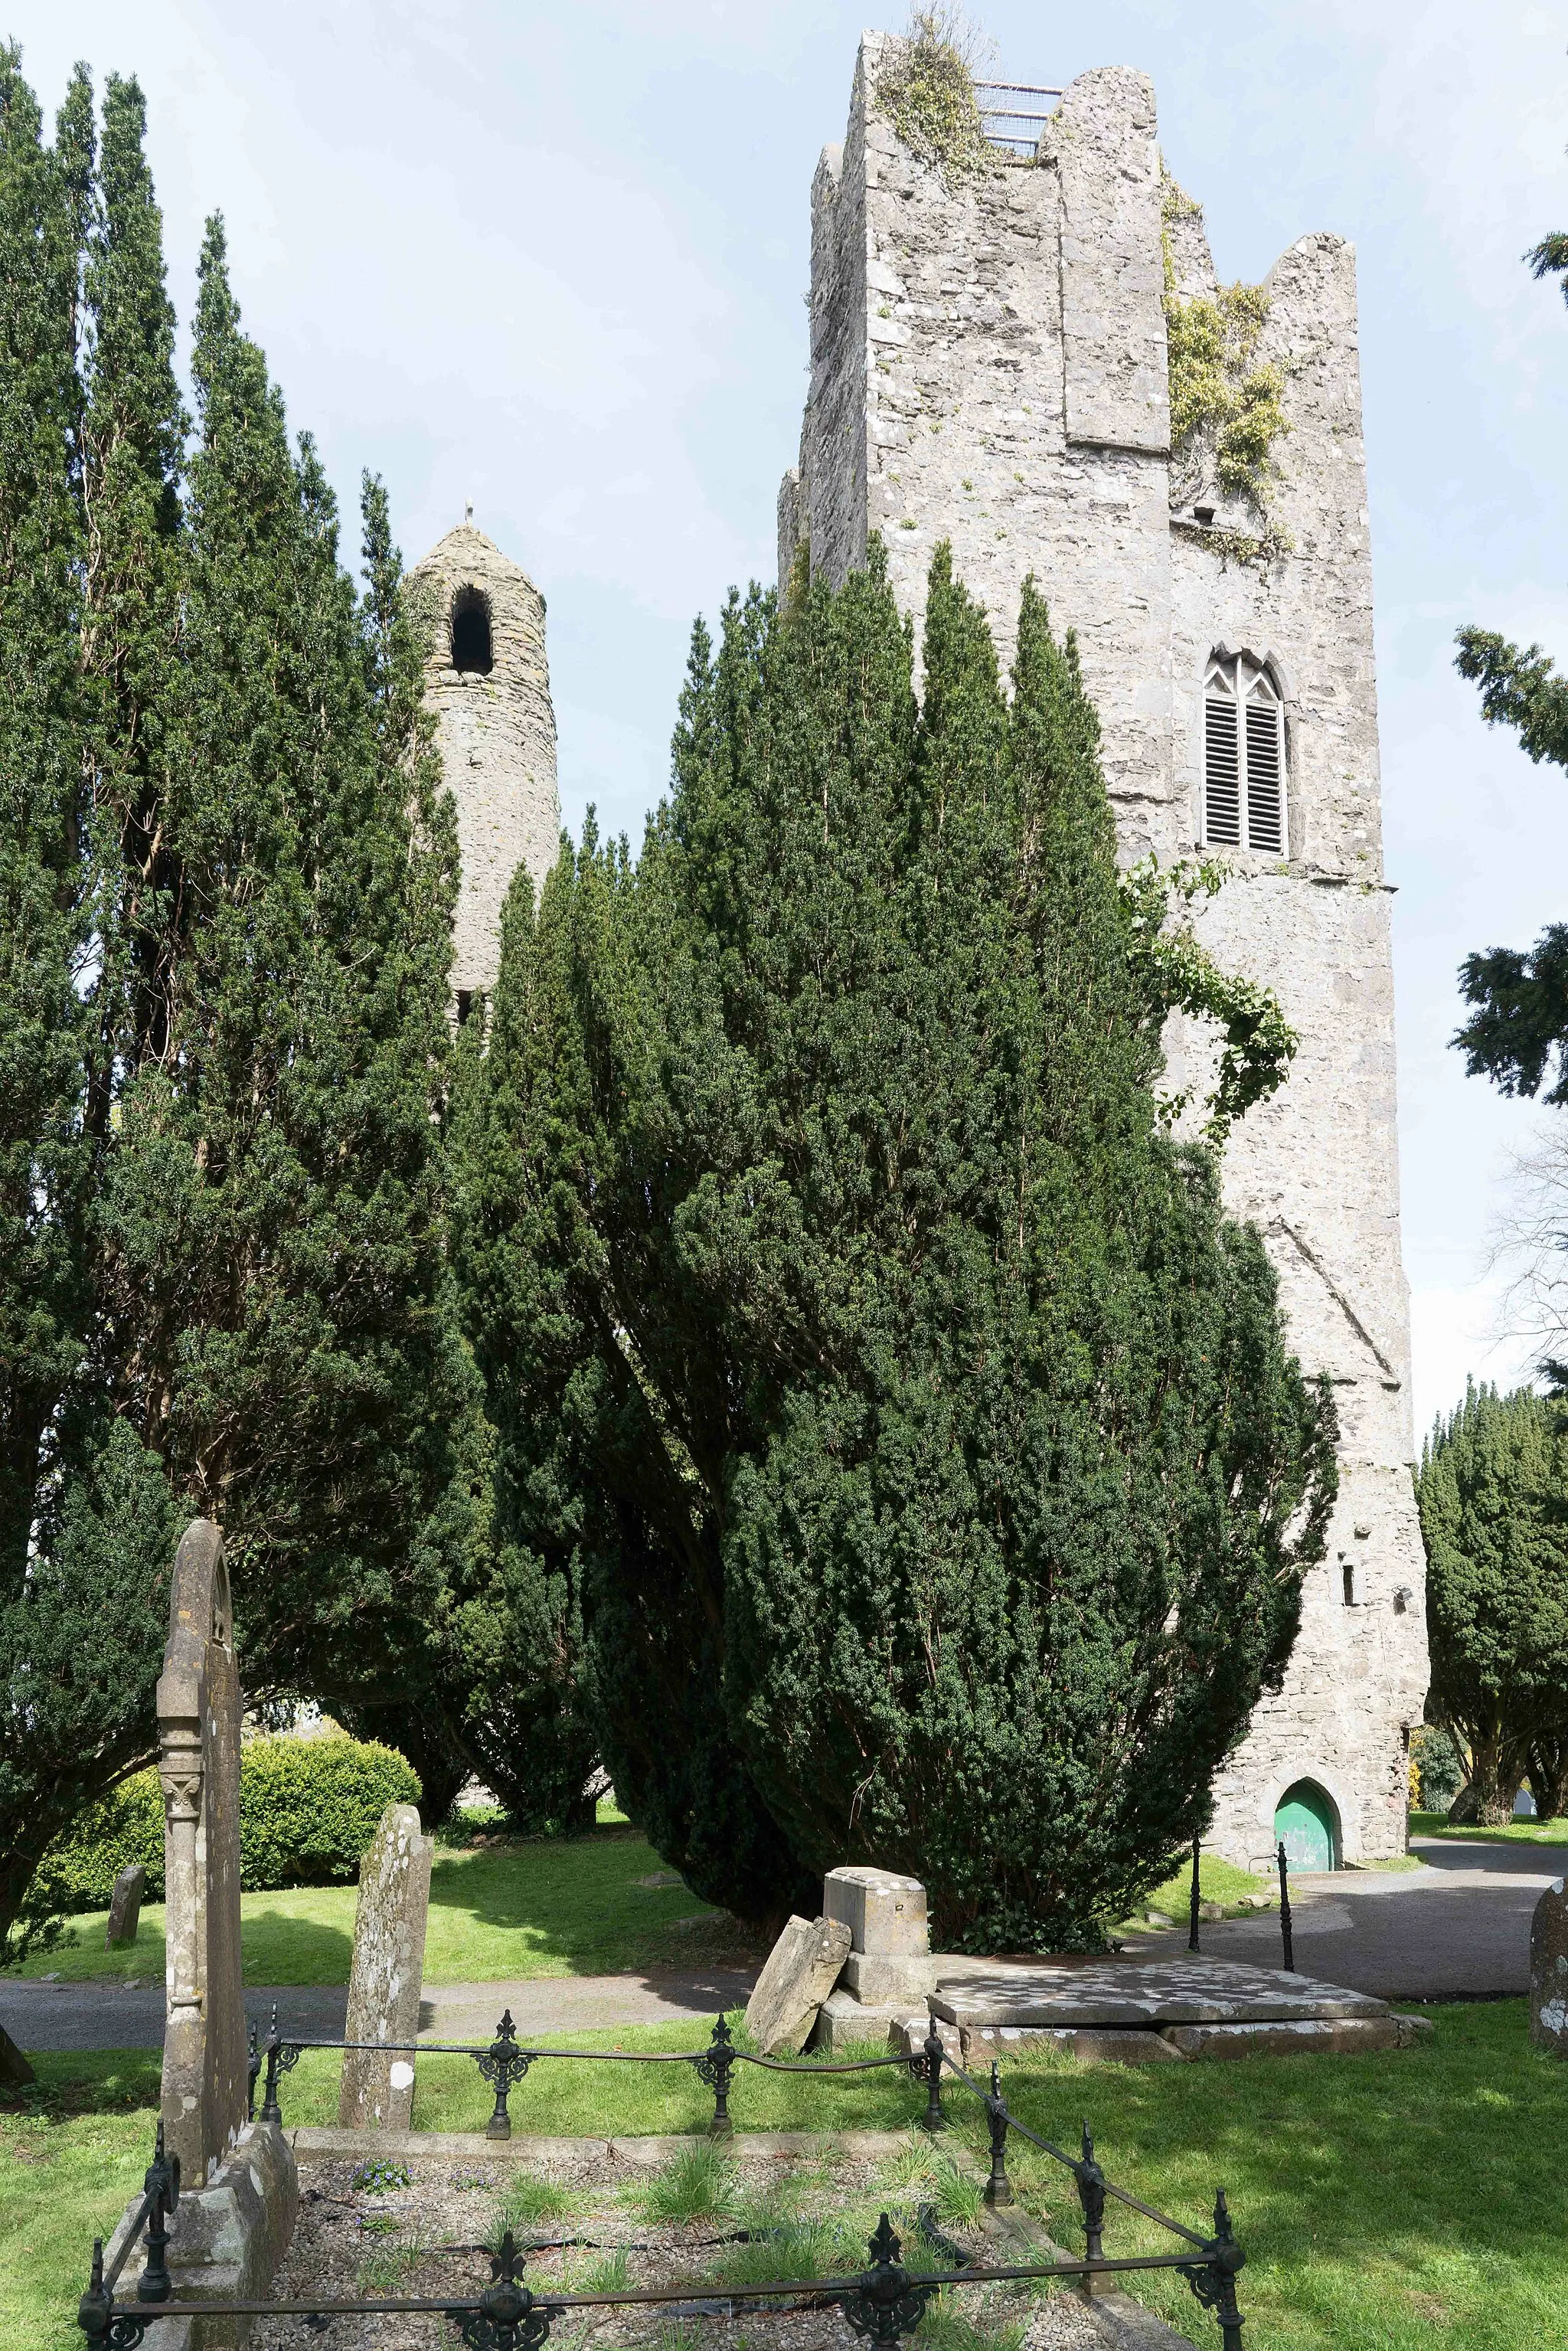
[0,59,476,1944]
[487,544,1334,1944]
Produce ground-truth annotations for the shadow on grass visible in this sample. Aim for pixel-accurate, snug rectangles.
[2,2051,162,2120]
[422,1828,762,1981]
[238,1905,354,1985]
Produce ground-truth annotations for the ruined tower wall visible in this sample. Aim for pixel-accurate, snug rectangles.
[780,40,1429,1869]
[406,522,560,998]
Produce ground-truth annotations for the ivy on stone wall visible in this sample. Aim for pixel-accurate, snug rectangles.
[1161,169,1290,551]
[1121,857,1299,1140]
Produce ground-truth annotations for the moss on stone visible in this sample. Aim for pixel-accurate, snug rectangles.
[875,8,999,186]
[1161,168,1291,546]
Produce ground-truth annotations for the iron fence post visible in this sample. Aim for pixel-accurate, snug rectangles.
[1076,2122,1106,2274]
[1276,1842,1295,1973]
[919,2019,947,2133]
[136,2122,180,2304]
[259,2005,283,2124]
[983,2062,1013,2205]
[1189,1836,1201,1953]
[77,2240,111,2346]
[247,2019,260,2122]
[696,2013,737,2138]
[478,2009,528,2141]
[1178,2186,1247,2351]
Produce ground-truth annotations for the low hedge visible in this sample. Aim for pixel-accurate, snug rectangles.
[34,1735,422,1912]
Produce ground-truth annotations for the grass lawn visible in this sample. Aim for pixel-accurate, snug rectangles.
[15,1825,758,1987]
[1410,1810,1568,1849]
[12,2003,1566,2351]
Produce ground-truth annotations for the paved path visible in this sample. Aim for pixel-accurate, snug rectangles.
[1122,1836,1568,1999]
[0,1965,757,2055]
[9,1837,1562,2054]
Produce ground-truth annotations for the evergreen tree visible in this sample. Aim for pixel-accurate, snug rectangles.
[485,544,1334,1944]
[0,55,475,1944]
[1416,1383,1568,1823]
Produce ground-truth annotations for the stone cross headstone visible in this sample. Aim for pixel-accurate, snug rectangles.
[158,1518,247,2189]
[106,1863,146,1949]
[743,1914,852,2055]
[1530,1877,1568,2053]
[338,1802,434,2129]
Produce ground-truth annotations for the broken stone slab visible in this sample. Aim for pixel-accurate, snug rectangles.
[744,1914,851,2055]
[338,1802,434,2130]
[889,2012,962,2065]
[930,1957,1390,2032]
[962,2022,1184,2065]
[1161,2016,1415,2059]
[1530,1878,1568,2053]
[822,1866,928,1957]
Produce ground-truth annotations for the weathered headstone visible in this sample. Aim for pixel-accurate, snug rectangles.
[1530,1878,1568,2053]
[338,1802,434,2130]
[743,1914,852,2055]
[152,1517,298,2335]
[825,1865,935,2004]
[158,1519,247,2186]
[106,1863,146,1949]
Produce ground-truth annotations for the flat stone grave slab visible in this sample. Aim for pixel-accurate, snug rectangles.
[929,1955,1390,2031]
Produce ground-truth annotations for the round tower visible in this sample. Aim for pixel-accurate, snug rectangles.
[406,518,559,1005]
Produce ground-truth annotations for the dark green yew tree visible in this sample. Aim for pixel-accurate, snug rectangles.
[485,542,1335,1944]
[1416,1384,1568,1824]
[0,54,475,1946]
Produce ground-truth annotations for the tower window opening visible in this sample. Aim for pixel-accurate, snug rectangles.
[1203,653,1285,853]
[451,586,493,675]
[1342,1562,1355,1607]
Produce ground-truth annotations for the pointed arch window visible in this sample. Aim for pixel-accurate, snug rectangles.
[1203,654,1285,854]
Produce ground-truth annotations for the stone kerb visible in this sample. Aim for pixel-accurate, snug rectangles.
[339,1802,435,2128]
[1530,1879,1568,2053]
[151,1518,299,2340]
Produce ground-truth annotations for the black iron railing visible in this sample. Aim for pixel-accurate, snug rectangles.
[81,2009,1246,2349]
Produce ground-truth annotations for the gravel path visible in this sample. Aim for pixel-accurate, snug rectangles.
[251,2140,1104,2351]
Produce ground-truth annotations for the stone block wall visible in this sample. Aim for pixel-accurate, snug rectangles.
[406,521,560,998]
[779,36,1429,1868]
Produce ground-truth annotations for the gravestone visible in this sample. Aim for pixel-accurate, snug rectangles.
[1529,1878,1568,2053]
[151,1517,298,2336]
[0,2022,35,2088]
[106,1863,146,1949]
[158,1519,247,2186]
[743,1914,851,2055]
[338,1802,434,2129]
[825,1865,936,2003]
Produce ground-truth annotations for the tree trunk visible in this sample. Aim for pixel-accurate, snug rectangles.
[1527,1730,1568,1825]
[1458,1723,1522,1826]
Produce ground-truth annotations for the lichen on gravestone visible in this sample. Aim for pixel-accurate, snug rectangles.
[338,1802,434,2130]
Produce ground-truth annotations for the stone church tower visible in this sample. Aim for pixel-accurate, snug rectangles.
[406,518,560,1005]
[780,41,1429,1870]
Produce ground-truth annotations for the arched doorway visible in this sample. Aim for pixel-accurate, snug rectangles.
[1274,1779,1338,1872]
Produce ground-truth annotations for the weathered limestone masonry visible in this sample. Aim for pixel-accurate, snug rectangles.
[406,518,560,998]
[779,38,1429,1869]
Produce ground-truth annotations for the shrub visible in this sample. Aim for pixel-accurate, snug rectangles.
[33,1734,422,1910]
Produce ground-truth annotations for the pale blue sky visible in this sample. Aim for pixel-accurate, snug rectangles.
[12,0,1568,1433]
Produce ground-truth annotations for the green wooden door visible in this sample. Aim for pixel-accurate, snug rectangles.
[1274,1780,1337,1872]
